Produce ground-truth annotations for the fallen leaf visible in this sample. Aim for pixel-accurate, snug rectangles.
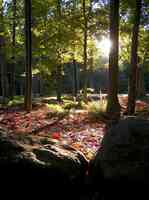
[51,132,61,140]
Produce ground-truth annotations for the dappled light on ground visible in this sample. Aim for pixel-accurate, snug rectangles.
[0,95,149,160]
[0,104,106,160]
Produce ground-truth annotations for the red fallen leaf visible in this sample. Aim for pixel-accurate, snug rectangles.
[51,132,61,140]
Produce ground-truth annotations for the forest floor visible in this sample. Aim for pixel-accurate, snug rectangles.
[0,94,149,160]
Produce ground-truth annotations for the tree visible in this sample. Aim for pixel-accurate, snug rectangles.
[71,0,79,99]
[55,0,62,102]
[29,0,110,98]
[82,0,88,101]
[127,0,142,115]
[24,0,32,111]
[2,0,147,102]
[106,0,120,118]
[0,0,8,103]
[10,0,16,99]
[73,59,78,99]
[136,64,145,97]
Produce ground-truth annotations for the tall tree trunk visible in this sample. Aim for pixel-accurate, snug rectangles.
[10,0,16,99]
[89,49,94,89]
[106,0,120,118]
[127,0,142,115]
[0,0,7,103]
[82,0,88,102]
[88,1,93,90]
[56,0,62,102]
[72,1,78,100]
[56,64,62,102]
[136,66,144,97]
[73,59,78,98]
[24,0,32,111]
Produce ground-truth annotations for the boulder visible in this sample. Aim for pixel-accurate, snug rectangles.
[89,117,149,199]
[0,129,88,199]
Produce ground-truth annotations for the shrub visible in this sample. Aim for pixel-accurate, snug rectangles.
[80,88,95,94]
[63,101,84,110]
[47,104,69,119]
[87,100,107,121]
[7,96,24,106]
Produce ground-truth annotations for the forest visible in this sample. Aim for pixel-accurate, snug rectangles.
[0,0,149,199]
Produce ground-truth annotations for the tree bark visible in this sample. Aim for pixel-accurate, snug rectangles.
[56,0,62,102]
[0,0,7,103]
[128,0,142,114]
[136,66,144,97]
[89,49,94,88]
[72,1,78,100]
[56,64,62,102]
[73,59,78,98]
[82,0,88,102]
[10,0,16,99]
[106,0,120,118]
[24,0,32,111]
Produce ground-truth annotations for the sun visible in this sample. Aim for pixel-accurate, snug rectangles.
[95,37,111,57]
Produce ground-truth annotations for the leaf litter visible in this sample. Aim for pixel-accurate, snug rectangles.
[0,96,149,160]
[0,104,106,160]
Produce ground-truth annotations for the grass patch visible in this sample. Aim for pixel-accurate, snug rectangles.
[63,101,85,110]
[47,104,64,112]
[47,99,86,118]
[47,104,69,119]
[7,96,24,106]
[87,100,107,121]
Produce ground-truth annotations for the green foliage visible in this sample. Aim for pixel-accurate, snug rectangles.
[7,96,24,106]
[47,104,69,119]
[1,0,149,99]
[47,103,62,110]
[63,100,84,110]
[86,100,107,121]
